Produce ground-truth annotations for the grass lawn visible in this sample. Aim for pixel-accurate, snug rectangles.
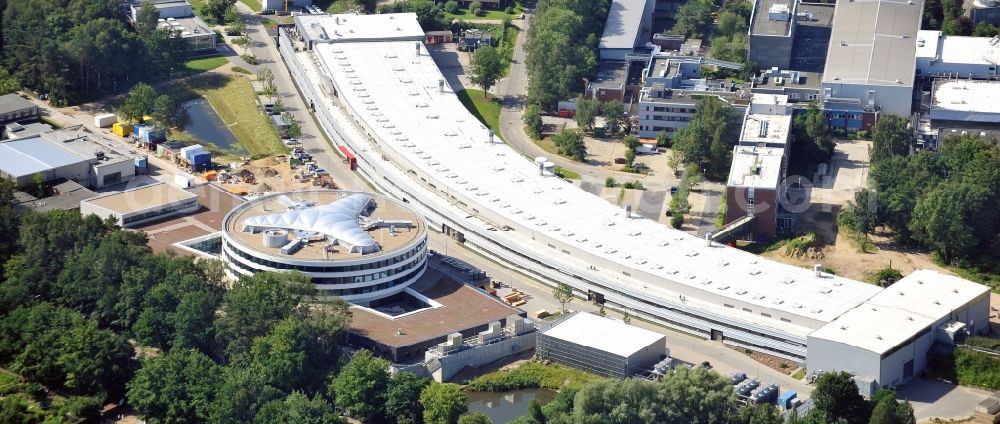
[183,55,228,74]
[163,74,285,158]
[239,0,263,11]
[533,136,559,156]
[457,89,504,142]
[554,166,580,179]
[444,4,523,21]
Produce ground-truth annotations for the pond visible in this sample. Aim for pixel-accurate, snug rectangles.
[182,97,245,155]
[465,389,556,423]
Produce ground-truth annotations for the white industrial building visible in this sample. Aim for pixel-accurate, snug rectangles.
[537,312,667,378]
[80,182,199,227]
[598,0,656,60]
[0,128,135,189]
[916,30,1000,79]
[929,79,1000,123]
[809,270,989,394]
[821,0,922,117]
[278,13,990,367]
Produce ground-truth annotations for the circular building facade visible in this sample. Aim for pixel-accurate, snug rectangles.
[221,190,427,304]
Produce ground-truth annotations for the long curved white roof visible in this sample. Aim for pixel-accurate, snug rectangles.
[242,193,378,251]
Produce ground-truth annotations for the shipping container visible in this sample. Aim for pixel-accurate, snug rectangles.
[112,122,133,137]
[95,113,117,128]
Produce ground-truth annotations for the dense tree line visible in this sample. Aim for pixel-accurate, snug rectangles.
[839,116,1000,268]
[524,0,608,110]
[2,0,188,104]
[708,2,752,64]
[378,0,449,31]
[669,96,740,180]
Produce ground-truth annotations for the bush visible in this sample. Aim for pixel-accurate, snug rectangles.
[504,6,514,13]
[240,54,260,65]
[622,181,644,190]
[231,66,251,74]
[783,232,816,258]
[444,0,459,14]
[955,348,1000,389]
[872,267,903,287]
[473,7,483,16]
[604,176,616,187]
[671,213,684,229]
[467,362,597,391]
[470,1,482,14]
[61,395,102,420]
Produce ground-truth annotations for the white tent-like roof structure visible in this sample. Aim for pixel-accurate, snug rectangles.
[242,193,379,253]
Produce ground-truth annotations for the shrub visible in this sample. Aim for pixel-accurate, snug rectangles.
[783,232,816,258]
[473,7,482,16]
[470,1,482,14]
[604,176,616,187]
[872,267,903,287]
[240,54,260,65]
[444,0,459,14]
[671,213,684,229]
[504,6,514,13]
[231,66,251,74]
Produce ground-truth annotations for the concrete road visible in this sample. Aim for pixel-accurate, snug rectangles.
[898,378,989,422]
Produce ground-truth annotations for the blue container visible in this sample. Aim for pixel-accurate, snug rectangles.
[134,156,148,169]
[778,391,796,410]
[192,152,211,165]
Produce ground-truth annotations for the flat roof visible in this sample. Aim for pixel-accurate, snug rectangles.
[0,94,36,115]
[157,16,211,36]
[751,0,795,36]
[133,183,246,253]
[866,269,990,318]
[313,35,883,330]
[348,272,519,348]
[0,136,87,178]
[298,13,425,44]
[916,30,1000,66]
[225,191,423,261]
[15,180,96,212]
[542,312,664,357]
[82,182,197,215]
[932,80,1000,114]
[821,0,922,87]
[810,269,988,354]
[727,145,785,188]
[740,114,791,145]
[600,0,650,50]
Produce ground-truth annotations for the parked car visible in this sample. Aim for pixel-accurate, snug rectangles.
[258,8,275,15]
[614,157,626,164]
[282,138,300,146]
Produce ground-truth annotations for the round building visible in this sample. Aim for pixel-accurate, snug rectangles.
[221,190,427,304]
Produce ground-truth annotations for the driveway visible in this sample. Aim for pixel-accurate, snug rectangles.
[898,378,989,422]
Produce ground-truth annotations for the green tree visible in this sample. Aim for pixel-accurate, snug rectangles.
[119,82,157,123]
[553,283,574,312]
[458,412,493,424]
[910,181,996,263]
[838,189,878,240]
[385,372,432,424]
[869,390,915,424]
[254,392,344,424]
[625,149,637,168]
[671,96,738,179]
[0,67,19,95]
[671,0,714,37]
[602,100,624,134]
[200,0,237,24]
[739,404,781,424]
[152,94,187,129]
[871,115,913,166]
[127,349,221,424]
[135,0,161,37]
[421,383,467,424]
[444,0,460,13]
[470,1,483,14]
[811,371,870,424]
[524,104,544,139]
[471,46,503,96]
[524,1,602,110]
[656,130,668,147]
[709,34,748,63]
[717,11,748,37]
[250,311,347,393]
[214,271,313,363]
[210,367,285,423]
[575,98,599,131]
[552,128,587,161]
[332,349,391,421]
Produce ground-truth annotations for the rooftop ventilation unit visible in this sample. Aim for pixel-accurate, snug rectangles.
[819,287,833,294]
[735,289,748,295]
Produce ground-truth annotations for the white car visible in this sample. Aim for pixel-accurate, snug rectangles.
[282,138,300,146]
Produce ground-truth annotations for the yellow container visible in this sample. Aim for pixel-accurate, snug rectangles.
[112,122,133,137]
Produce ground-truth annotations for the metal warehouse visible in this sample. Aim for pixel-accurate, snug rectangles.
[277,13,989,374]
[538,312,667,378]
[821,0,923,117]
[808,270,989,394]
